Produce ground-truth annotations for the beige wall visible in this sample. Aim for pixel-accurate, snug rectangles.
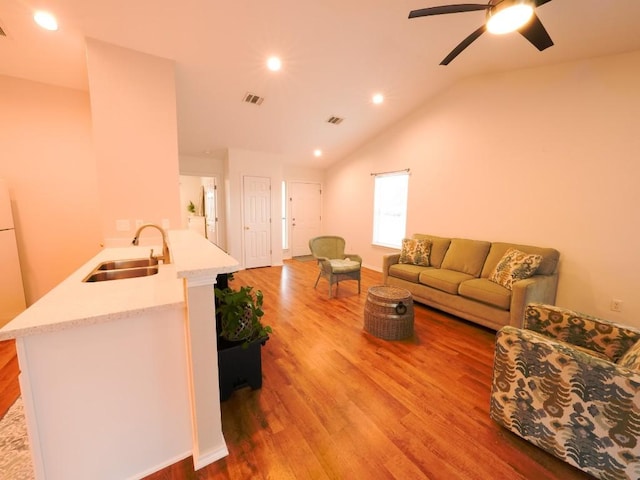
[325,50,640,326]
[0,41,183,304]
[0,75,102,304]
[5,40,638,327]
[86,39,181,246]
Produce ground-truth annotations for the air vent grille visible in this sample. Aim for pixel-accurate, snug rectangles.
[0,25,6,37]
[243,93,264,105]
[327,116,344,125]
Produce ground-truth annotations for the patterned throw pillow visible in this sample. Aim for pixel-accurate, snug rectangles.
[618,340,640,370]
[399,238,431,266]
[488,248,542,290]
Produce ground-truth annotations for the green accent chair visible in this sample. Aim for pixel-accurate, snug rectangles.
[308,236,362,298]
[491,303,640,480]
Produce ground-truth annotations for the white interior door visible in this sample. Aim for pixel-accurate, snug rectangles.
[290,182,322,257]
[203,178,218,245]
[243,176,271,268]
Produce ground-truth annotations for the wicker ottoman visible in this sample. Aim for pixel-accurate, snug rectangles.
[364,285,414,340]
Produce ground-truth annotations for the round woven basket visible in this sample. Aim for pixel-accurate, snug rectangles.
[364,285,414,340]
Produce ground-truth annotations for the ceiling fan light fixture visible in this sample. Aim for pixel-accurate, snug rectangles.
[486,0,534,35]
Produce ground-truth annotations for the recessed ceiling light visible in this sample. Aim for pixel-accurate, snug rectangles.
[33,11,58,31]
[372,93,384,105]
[313,149,322,157]
[267,56,282,72]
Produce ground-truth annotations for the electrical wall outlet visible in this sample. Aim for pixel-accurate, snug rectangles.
[610,299,623,312]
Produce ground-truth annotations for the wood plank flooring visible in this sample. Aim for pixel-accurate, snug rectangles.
[0,339,19,418]
[146,259,593,480]
[0,259,593,479]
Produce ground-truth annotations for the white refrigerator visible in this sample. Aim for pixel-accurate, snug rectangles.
[0,179,26,328]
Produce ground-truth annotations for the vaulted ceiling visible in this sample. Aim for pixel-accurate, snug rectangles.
[2,0,640,167]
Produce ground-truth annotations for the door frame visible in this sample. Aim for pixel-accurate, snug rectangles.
[289,181,322,258]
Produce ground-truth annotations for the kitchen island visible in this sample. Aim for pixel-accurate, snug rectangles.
[0,229,238,480]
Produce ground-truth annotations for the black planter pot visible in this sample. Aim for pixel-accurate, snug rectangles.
[217,336,268,402]
[215,273,269,401]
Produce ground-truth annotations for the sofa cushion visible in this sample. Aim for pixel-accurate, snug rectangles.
[413,234,451,269]
[458,278,511,310]
[481,242,560,278]
[399,238,431,266]
[389,263,432,283]
[440,238,491,277]
[488,248,542,290]
[618,340,640,370]
[419,269,475,295]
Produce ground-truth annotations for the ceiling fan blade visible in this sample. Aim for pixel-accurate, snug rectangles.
[409,4,489,19]
[534,0,553,6]
[440,24,487,65]
[518,13,554,51]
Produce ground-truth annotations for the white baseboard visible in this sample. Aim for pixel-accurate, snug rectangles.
[193,442,230,470]
[128,450,192,480]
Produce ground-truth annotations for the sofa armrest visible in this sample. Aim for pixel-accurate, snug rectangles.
[382,253,400,284]
[523,303,640,362]
[508,273,558,328]
[491,326,640,479]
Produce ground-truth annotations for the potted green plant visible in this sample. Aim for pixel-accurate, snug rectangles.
[215,284,271,345]
[187,201,196,214]
[214,273,272,401]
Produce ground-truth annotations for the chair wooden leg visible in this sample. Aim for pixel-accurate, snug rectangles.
[314,272,321,289]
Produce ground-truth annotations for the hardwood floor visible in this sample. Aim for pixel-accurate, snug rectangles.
[146,259,593,480]
[0,259,593,479]
[0,338,19,418]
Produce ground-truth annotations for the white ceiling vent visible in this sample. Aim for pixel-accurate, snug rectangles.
[0,24,6,37]
[327,116,344,125]
[243,92,264,105]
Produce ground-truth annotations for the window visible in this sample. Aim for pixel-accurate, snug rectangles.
[372,171,409,248]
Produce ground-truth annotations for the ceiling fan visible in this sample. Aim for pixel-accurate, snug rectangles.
[409,0,554,65]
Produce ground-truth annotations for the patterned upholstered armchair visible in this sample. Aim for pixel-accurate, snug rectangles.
[309,236,362,298]
[490,303,640,480]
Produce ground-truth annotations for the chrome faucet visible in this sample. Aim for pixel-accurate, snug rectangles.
[131,224,171,264]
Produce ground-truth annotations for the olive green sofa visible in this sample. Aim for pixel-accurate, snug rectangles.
[381,234,560,330]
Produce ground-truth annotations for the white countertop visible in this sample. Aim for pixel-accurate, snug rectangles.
[0,229,239,340]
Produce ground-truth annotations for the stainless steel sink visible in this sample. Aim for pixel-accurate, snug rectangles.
[83,266,159,282]
[95,257,159,271]
[83,257,160,282]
